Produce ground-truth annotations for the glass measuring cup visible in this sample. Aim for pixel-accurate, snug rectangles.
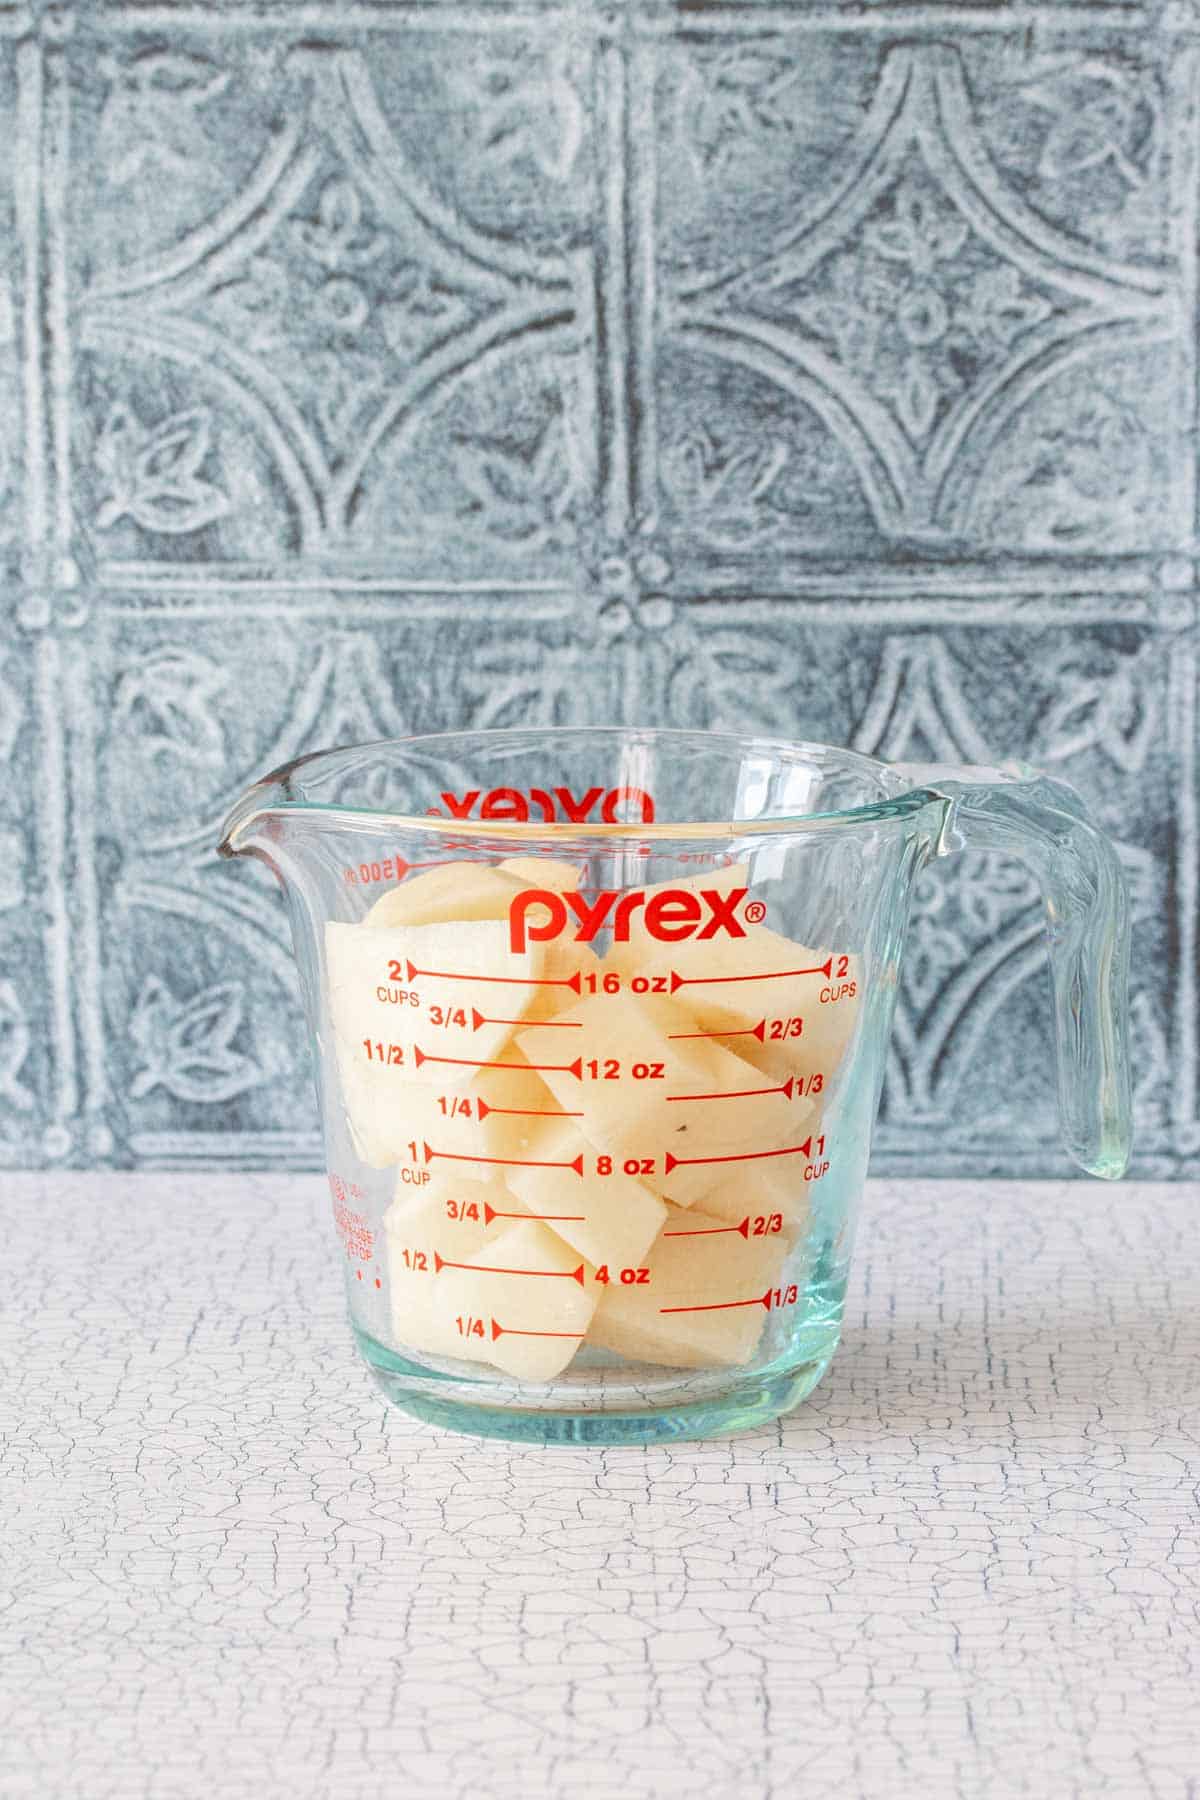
[218,728,1131,1444]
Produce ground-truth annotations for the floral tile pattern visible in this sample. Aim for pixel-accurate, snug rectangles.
[1,1,1196,1174]
[659,35,1187,559]
[69,25,594,579]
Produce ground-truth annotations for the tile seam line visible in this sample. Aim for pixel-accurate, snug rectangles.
[65,646,107,1145]
[16,36,46,560]
[46,30,69,568]
[601,34,630,543]
[83,4,1159,31]
[35,634,78,1134]
[1170,639,1197,1126]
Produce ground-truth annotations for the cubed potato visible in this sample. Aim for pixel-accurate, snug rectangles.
[504,1118,668,1272]
[383,1180,513,1365]
[516,988,817,1210]
[587,1203,793,1369]
[334,1044,565,1173]
[522,939,602,1024]
[385,1174,522,1259]
[656,1051,819,1211]
[385,1206,596,1380]
[708,963,862,1091]
[497,856,583,892]
[466,1220,597,1380]
[365,856,586,1020]
[606,899,861,1087]
[687,1151,812,1229]
[326,917,556,1163]
[326,916,548,1089]
[620,860,749,905]
[364,861,526,927]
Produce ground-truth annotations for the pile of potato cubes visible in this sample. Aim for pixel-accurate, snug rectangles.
[325,857,858,1380]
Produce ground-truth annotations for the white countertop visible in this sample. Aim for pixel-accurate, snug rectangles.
[2,1174,1197,1798]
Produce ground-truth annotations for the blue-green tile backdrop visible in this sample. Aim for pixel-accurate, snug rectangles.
[0,1,1194,1175]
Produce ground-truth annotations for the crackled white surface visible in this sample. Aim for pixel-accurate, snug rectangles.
[1,1175,1197,1799]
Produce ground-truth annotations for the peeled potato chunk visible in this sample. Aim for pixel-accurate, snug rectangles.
[327,914,545,1069]
[383,1179,516,1364]
[497,856,583,892]
[606,910,860,1087]
[522,938,601,1025]
[516,989,816,1210]
[407,1054,562,1166]
[325,917,554,1165]
[386,1202,595,1380]
[386,1173,522,1259]
[342,1052,561,1176]
[467,1220,597,1380]
[504,1118,668,1272]
[588,1204,793,1369]
[710,970,862,1091]
[365,861,526,927]
[499,854,598,1017]
[688,1151,813,1229]
[622,860,749,905]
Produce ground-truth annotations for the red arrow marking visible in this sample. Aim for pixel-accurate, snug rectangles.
[663,1136,811,1173]
[415,1046,582,1078]
[668,1020,766,1043]
[434,1251,585,1283]
[477,1098,584,1121]
[663,1217,751,1239]
[472,1007,581,1032]
[474,1087,582,1116]
[408,958,581,991]
[667,1076,794,1104]
[424,1141,585,1175]
[491,1320,587,1342]
[670,959,831,992]
[660,1289,773,1315]
[483,1202,586,1225]
[358,858,447,884]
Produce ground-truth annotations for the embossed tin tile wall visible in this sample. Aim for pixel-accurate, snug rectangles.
[0,1,1194,1175]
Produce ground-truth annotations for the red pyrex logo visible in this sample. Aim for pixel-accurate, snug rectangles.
[436,785,655,824]
[510,886,751,953]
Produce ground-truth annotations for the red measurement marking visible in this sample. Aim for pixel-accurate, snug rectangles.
[668,1020,766,1043]
[434,1251,586,1284]
[344,855,447,887]
[666,1075,794,1104]
[477,1098,584,1121]
[484,1201,586,1225]
[414,1046,583,1079]
[407,957,581,991]
[663,1218,752,1239]
[663,1135,812,1173]
[329,1174,374,1263]
[424,1141,586,1175]
[471,1006,582,1032]
[670,959,831,992]
[660,1290,774,1315]
[491,1319,587,1342]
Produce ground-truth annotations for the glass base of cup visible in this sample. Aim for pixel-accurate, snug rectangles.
[354,1324,839,1444]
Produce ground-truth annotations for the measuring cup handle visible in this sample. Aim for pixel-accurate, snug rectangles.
[904,765,1133,1180]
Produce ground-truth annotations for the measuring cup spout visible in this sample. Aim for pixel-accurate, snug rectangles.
[218,759,311,871]
[899,763,1132,1179]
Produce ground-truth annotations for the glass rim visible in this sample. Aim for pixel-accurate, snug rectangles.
[220,726,949,851]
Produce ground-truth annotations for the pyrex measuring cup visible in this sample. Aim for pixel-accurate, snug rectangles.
[219,728,1131,1444]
